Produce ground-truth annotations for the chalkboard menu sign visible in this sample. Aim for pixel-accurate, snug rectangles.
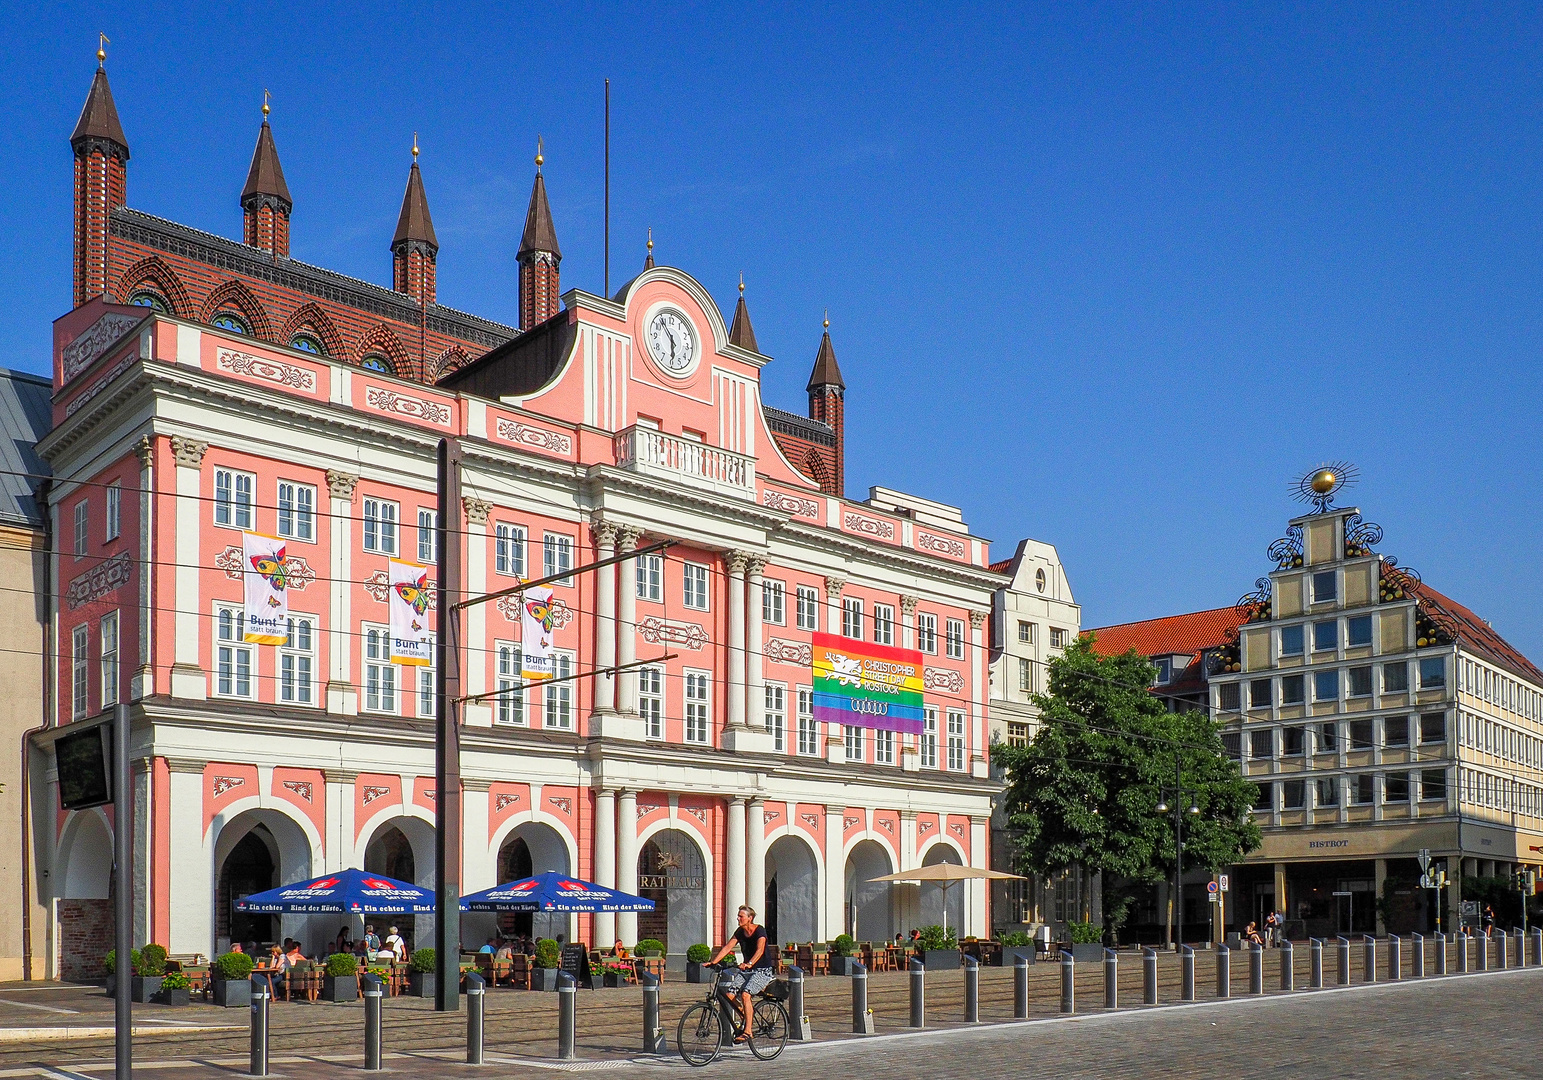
[560,942,592,988]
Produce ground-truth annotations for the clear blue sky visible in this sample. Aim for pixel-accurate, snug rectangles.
[4,3,1541,657]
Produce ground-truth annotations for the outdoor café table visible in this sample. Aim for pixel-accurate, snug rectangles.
[252,965,282,999]
[634,957,666,983]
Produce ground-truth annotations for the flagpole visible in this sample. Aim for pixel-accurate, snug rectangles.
[433,437,463,1011]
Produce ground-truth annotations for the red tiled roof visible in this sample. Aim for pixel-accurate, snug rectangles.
[1413,582,1543,685]
[988,558,1013,574]
[1083,606,1246,659]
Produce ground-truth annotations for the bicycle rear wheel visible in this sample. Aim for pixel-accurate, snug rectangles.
[677,1002,723,1067]
[749,998,789,1061]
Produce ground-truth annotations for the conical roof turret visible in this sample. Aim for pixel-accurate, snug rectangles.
[729,276,759,353]
[241,118,292,209]
[393,151,438,250]
[806,314,844,390]
[71,66,129,154]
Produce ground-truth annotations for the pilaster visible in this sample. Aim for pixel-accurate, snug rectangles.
[168,437,207,699]
[594,787,617,944]
[462,497,491,727]
[726,796,748,915]
[326,470,358,714]
[132,435,154,699]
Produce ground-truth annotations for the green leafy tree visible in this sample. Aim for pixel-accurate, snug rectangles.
[994,638,1261,941]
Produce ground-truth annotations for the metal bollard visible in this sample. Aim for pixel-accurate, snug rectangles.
[1103,948,1118,1010]
[1363,935,1376,984]
[361,972,384,1071]
[1514,928,1524,969]
[1143,947,1158,1005]
[786,966,811,1042]
[1457,932,1470,973]
[466,971,485,1065]
[1310,938,1324,988]
[1215,944,1230,999]
[1336,936,1351,985]
[1181,945,1196,1001]
[1498,931,1509,969]
[852,961,875,1034]
[1014,954,1030,1019]
[1388,935,1401,981]
[1249,942,1263,995]
[1060,949,1075,1014]
[908,957,925,1028]
[1280,940,1294,991]
[249,977,270,1077]
[1435,932,1447,975]
[1412,933,1424,979]
[1532,927,1542,967]
[639,970,668,1053]
[962,956,979,1024]
[556,971,576,1060]
[1477,932,1490,972]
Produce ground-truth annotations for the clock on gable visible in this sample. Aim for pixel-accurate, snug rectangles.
[645,308,697,376]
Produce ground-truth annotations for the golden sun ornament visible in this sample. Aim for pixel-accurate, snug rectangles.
[1292,461,1359,513]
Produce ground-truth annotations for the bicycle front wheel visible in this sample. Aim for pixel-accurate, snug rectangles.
[677,1002,723,1067]
[749,998,789,1061]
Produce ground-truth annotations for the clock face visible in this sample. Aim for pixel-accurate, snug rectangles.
[646,310,696,374]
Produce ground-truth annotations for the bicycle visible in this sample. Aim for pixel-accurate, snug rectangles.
[676,960,789,1066]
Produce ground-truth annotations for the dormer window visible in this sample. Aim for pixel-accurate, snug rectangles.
[1153,657,1173,684]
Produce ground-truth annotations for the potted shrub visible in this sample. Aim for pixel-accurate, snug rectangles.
[998,930,1034,966]
[104,947,140,998]
[685,944,711,983]
[916,926,960,971]
[408,948,436,998]
[600,959,634,988]
[158,970,191,1007]
[322,952,359,1002]
[1067,920,1105,963]
[635,938,665,959]
[829,934,857,976]
[212,951,255,1007]
[132,944,168,1003]
[531,939,561,991]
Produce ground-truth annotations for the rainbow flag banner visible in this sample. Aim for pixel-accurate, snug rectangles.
[811,632,926,735]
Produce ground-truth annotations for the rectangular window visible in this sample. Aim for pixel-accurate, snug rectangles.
[1314,669,1339,702]
[71,624,89,719]
[1311,570,1337,603]
[796,586,819,631]
[845,724,864,762]
[1313,621,1338,652]
[1018,657,1033,693]
[946,709,966,771]
[1346,615,1372,647]
[634,553,662,600]
[1018,620,1034,644]
[1383,662,1409,693]
[217,606,253,698]
[1249,679,1273,708]
[1384,715,1409,748]
[1419,712,1446,745]
[683,563,709,610]
[875,728,895,765]
[277,482,315,542]
[1254,782,1274,811]
[362,498,398,555]
[1419,656,1447,689]
[873,603,894,646]
[495,523,528,578]
[363,624,396,712]
[543,533,573,585]
[945,618,965,660]
[1280,624,1304,656]
[1316,777,1339,807]
[796,688,818,756]
[1154,657,1174,685]
[1318,722,1338,753]
[763,580,786,625]
[1281,674,1305,705]
[917,613,938,654]
[1353,774,1375,805]
[1222,731,1241,759]
[417,664,436,718]
[495,644,525,725]
[105,483,121,542]
[1385,773,1410,802]
[1347,665,1373,697]
[921,706,939,769]
[1283,726,1306,756]
[1283,780,1306,810]
[1349,719,1374,750]
[1050,627,1067,648]
[684,671,710,743]
[215,469,254,529]
[73,501,88,556]
[842,597,864,639]
[638,666,663,739]
[417,509,438,563]
[279,616,315,705]
[1421,768,1447,801]
[1218,682,1241,711]
[765,684,786,753]
[543,653,573,729]
[99,611,119,708]
[1250,729,1273,759]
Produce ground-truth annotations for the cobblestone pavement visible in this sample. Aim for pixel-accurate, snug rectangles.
[1,954,1535,1079]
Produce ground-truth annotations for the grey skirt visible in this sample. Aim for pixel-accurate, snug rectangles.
[723,968,775,996]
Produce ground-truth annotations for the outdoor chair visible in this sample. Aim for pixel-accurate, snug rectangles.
[505,954,530,989]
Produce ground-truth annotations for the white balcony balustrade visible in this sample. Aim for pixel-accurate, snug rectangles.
[612,425,756,500]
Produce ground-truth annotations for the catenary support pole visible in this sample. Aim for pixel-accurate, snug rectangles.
[114,703,132,1080]
[433,436,463,1012]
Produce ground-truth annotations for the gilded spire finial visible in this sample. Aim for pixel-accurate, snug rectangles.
[97,32,108,67]
[647,227,653,252]
[262,88,270,120]
[739,272,744,297]
[412,131,419,163]
[823,309,830,330]
[535,135,544,171]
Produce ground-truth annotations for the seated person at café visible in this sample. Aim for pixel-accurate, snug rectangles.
[494,939,515,962]
[478,937,498,954]
[610,940,631,959]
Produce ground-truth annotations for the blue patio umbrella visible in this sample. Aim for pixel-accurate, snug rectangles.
[235,868,435,914]
[459,871,655,913]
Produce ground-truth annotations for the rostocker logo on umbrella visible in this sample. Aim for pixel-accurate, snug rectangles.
[558,880,583,891]
[362,877,394,890]
[308,877,340,890]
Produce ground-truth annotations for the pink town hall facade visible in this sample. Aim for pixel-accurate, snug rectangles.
[35,69,1005,977]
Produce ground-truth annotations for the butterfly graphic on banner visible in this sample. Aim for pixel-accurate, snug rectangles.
[249,550,291,605]
[525,595,556,635]
[394,571,432,630]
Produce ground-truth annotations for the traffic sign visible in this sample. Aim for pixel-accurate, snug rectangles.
[1208,891,1218,903]
[1218,874,1230,892]
[1206,881,1219,894]
[1417,848,1431,873]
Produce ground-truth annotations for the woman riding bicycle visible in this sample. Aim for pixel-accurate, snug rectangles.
[708,905,775,1043]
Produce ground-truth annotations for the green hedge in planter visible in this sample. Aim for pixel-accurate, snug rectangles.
[213,951,255,981]
[634,938,666,958]
[136,944,168,977]
[832,934,856,957]
[104,948,140,975]
[410,948,436,974]
[685,944,711,964]
[913,925,956,951]
[996,931,1031,948]
[160,971,190,991]
[326,953,359,978]
[534,939,561,968]
[1066,920,1102,944]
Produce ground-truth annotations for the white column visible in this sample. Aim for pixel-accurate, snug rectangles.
[324,770,358,872]
[326,470,359,714]
[727,797,748,916]
[462,782,493,891]
[462,499,491,727]
[595,788,617,945]
[132,436,154,699]
[168,438,206,699]
[899,811,919,932]
[824,806,845,939]
[747,557,766,733]
[969,610,988,779]
[727,552,749,730]
[616,790,639,944]
[746,799,766,920]
[168,763,210,955]
[592,521,618,715]
[969,816,989,937]
[825,577,846,635]
[616,528,642,715]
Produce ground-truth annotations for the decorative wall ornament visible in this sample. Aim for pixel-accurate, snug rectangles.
[684,807,708,825]
[823,576,846,598]
[915,531,967,558]
[590,519,619,546]
[843,815,861,830]
[799,813,820,830]
[217,347,316,392]
[949,823,967,838]
[135,435,155,469]
[216,545,316,590]
[764,639,813,666]
[1343,513,1384,558]
[969,610,988,629]
[495,417,573,454]
[765,808,782,823]
[169,436,208,468]
[637,803,661,818]
[1291,461,1359,514]
[211,775,245,798]
[762,489,821,518]
[899,595,920,617]
[281,780,313,803]
[495,593,572,629]
[365,386,451,425]
[746,555,768,577]
[62,311,143,382]
[727,551,751,575]
[325,470,359,500]
[494,792,521,813]
[918,820,935,834]
[843,512,895,540]
[365,569,436,608]
[548,796,573,816]
[362,785,392,806]
[65,354,136,417]
[66,552,133,610]
[1268,524,1305,569]
[923,667,965,694]
[462,497,491,525]
[1235,578,1272,624]
[878,818,895,834]
[638,616,709,651]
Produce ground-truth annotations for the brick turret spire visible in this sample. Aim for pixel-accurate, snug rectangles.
[71,43,129,306]
[517,138,562,330]
[728,275,758,353]
[241,94,292,258]
[392,135,438,306]
[807,313,845,497]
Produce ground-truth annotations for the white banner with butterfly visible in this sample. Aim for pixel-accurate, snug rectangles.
[520,585,556,681]
[243,531,290,645]
[388,558,435,667]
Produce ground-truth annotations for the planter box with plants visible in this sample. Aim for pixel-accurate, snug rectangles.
[125,944,169,1003]
[408,949,436,998]
[322,953,359,1002]
[829,935,857,976]
[633,938,666,977]
[913,927,960,971]
[103,947,136,998]
[157,971,191,1006]
[996,931,1034,966]
[211,951,255,1007]
[1067,921,1105,964]
[531,939,561,991]
[685,944,711,983]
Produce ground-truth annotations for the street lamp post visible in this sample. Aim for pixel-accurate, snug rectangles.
[1157,751,1202,952]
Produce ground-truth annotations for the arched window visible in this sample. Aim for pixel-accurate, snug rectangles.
[212,311,250,335]
[1035,568,1046,593]
[290,333,324,355]
[359,353,394,374]
[128,291,169,314]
